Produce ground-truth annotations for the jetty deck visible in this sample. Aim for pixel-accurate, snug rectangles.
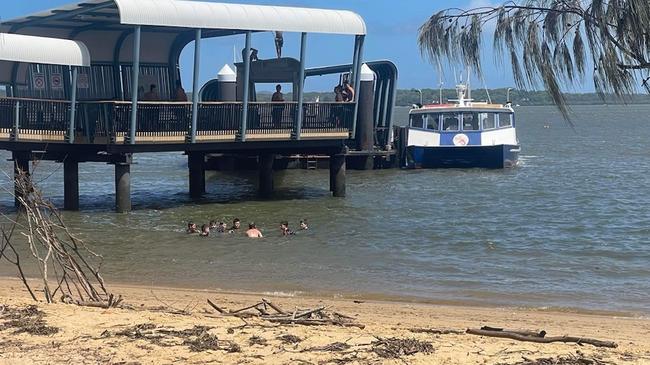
[0,0,397,212]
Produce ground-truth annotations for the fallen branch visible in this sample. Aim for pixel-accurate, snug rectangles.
[466,328,617,348]
[207,299,364,329]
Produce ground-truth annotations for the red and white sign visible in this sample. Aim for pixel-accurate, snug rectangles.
[453,134,470,146]
[51,73,64,90]
[32,73,46,90]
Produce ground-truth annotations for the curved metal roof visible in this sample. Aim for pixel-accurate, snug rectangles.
[3,0,366,36]
[116,0,366,35]
[0,33,91,67]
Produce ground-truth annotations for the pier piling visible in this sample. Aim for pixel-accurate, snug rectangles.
[353,64,376,170]
[12,151,30,208]
[217,64,237,101]
[188,152,206,200]
[114,159,132,213]
[258,154,275,197]
[63,159,80,211]
[330,154,346,197]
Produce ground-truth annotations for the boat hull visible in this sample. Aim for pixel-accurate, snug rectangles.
[406,145,520,169]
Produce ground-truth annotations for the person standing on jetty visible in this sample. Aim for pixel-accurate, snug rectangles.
[246,223,263,238]
[271,84,285,128]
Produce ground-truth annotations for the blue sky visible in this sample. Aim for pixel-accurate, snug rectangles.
[2,0,539,92]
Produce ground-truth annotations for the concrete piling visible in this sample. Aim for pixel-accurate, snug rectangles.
[330,154,346,197]
[12,151,30,208]
[188,152,206,200]
[63,159,80,211]
[115,162,131,213]
[258,153,275,197]
[217,64,237,102]
[353,64,376,170]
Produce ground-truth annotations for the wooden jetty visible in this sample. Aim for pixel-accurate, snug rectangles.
[0,0,397,212]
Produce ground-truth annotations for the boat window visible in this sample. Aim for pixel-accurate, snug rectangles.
[462,112,480,131]
[410,113,425,129]
[498,113,513,128]
[442,113,460,131]
[481,113,497,130]
[427,113,440,130]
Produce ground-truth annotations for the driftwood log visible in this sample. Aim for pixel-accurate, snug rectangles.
[466,328,617,348]
[207,299,364,329]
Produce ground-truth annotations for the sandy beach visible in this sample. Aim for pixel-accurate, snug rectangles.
[0,277,648,365]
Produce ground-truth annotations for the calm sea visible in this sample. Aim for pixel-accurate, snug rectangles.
[1,105,649,315]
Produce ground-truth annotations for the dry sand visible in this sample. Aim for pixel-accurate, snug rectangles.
[0,277,649,365]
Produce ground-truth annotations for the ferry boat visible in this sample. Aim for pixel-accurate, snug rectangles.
[404,84,520,169]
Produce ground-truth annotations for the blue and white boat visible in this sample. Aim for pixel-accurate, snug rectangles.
[404,84,520,169]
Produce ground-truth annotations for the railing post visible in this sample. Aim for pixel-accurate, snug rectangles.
[351,35,365,140]
[128,25,142,145]
[294,32,307,140]
[240,31,252,142]
[68,67,79,144]
[190,29,202,143]
[11,100,20,141]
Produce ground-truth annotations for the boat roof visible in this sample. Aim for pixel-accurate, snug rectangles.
[1,0,367,35]
[410,103,514,113]
[0,33,90,84]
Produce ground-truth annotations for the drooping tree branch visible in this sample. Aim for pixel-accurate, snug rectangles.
[419,0,650,119]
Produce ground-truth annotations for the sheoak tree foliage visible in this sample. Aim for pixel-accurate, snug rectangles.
[418,0,650,116]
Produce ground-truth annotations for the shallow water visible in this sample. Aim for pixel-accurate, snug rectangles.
[1,105,649,314]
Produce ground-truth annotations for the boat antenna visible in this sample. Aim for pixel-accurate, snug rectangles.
[437,59,444,104]
[466,66,472,101]
[479,72,492,104]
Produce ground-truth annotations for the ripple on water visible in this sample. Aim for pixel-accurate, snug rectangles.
[0,105,649,313]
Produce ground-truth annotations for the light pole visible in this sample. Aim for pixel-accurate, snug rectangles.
[506,87,513,103]
[412,88,423,105]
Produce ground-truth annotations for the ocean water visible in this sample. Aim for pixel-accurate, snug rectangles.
[1,104,649,315]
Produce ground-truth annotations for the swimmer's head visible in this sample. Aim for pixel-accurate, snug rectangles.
[249,223,256,229]
[233,219,241,229]
[300,220,308,230]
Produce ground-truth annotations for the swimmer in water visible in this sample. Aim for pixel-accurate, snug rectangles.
[229,218,241,233]
[280,221,294,236]
[246,223,263,238]
[209,221,218,230]
[299,220,309,231]
[187,222,199,234]
[200,224,210,237]
[217,222,227,233]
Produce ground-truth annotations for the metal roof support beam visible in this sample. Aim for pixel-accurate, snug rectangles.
[128,25,141,145]
[294,32,307,141]
[239,31,252,142]
[351,35,365,140]
[190,29,202,144]
[68,67,79,144]
[114,30,131,100]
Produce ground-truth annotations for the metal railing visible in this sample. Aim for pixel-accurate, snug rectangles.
[0,97,356,144]
[0,97,71,141]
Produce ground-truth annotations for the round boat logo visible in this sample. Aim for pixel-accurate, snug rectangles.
[453,134,470,146]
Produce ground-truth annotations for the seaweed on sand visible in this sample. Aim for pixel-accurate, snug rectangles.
[0,305,59,336]
[371,337,434,359]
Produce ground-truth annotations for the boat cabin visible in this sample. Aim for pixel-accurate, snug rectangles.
[409,106,515,133]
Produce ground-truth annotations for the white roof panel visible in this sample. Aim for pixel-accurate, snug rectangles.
[0,33,91,67]
[114,0,366,35]
[3,0,366,36]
